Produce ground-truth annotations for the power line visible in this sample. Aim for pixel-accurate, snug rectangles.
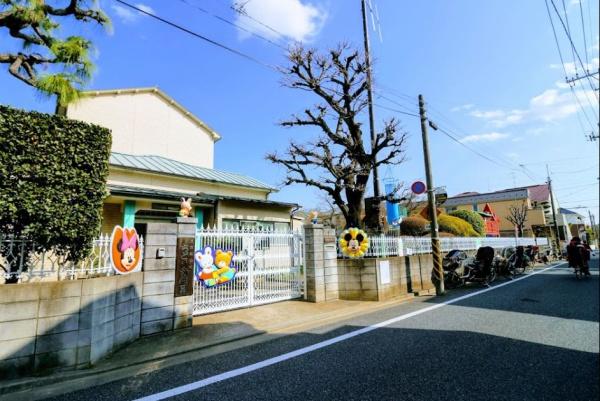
[177,0,288,50]
[550,0,599,100]
[554,181,599,191]
[551,163,599,174]
[230,0,294,44]
[374,102,420,118]
[113,0,277,71]
[435,126,515,170]
[560,0,578,76]
[577,0,590,70]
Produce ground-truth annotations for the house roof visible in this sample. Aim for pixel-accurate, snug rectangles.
[110,152,276,191]
[558,207,584,217]
[107,184,296,208]
[79,87,221,141]
[445,184,550,206]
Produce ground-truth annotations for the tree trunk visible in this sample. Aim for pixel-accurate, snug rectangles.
[345,189,365,228]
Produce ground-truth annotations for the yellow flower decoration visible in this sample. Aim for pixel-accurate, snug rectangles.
[339,228,369,258]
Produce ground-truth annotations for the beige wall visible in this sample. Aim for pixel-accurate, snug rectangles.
[108,168,269,200]
[67,91,215,168]
[217,201,291,226]
[448,199,547,236]
[101,203,123,235]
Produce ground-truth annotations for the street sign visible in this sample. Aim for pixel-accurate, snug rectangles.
[435,190,448,205]
[411,181,426,195]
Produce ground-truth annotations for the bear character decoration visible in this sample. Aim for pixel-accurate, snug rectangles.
[339,228,369,258]
[110,226,142,274]
[194,246,237,288]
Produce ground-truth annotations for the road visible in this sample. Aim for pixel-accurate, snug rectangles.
[46,259,599,401]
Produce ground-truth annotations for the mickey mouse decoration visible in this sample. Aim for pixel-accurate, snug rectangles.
[339,228,370,258]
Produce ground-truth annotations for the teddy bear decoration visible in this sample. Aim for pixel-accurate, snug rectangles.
[179,197,193,217]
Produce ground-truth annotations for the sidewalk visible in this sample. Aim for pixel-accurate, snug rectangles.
[1,294,417,400]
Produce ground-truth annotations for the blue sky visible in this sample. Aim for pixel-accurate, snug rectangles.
[1,0,599,222]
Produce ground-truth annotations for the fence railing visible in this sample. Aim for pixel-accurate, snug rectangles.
[0,234,144,283]
[342,236,549,258]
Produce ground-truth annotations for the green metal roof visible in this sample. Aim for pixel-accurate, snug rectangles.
[110,152,275,191]
[107,184,296,208]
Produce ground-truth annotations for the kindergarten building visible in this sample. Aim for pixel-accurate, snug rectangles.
[66,87,297,235]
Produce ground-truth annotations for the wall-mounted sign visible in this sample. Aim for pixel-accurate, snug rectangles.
[339,228,369,258]
[411,181,426,195]
[110,226,142,274]
[175,237,195,297]
[194,246,237,288]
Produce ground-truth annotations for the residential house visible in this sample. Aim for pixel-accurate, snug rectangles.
[558,208,586,238]
[443,184,571,240]
[66,87,297,236]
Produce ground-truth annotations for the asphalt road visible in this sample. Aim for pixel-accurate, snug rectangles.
[45,259,599,401]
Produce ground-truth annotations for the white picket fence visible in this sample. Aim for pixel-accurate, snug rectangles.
[348,236,549,258]
[0,234,144,283]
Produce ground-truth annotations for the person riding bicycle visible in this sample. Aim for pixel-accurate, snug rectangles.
[567,237,590,276]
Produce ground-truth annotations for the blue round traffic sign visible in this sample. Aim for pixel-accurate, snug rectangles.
[411,181,426,195]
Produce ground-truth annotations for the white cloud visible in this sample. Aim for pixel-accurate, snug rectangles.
[550,57,599,76]
[460,132,510,143]
[469,85,597,128]
[232,0,327,42]
[111,3,154,23]
[450,104,474,112]
[135,3,155,15]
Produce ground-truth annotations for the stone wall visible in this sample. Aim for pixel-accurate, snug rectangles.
[337,254,435,302]
[0,273,143,379]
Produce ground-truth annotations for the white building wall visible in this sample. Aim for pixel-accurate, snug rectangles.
[67,91,215,168]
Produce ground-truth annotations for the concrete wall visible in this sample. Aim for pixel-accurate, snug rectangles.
[337,254,435,302]
[0,273,142,379]
[67,90,216,168]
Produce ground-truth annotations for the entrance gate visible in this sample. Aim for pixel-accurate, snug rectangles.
[193,228,304,315]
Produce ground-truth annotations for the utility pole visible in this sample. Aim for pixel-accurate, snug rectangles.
[547,165,561,256]
[419,94,444,295]
[361,0,382,232]
[588,209,599,248]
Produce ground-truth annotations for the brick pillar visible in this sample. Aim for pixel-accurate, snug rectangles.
[141,222,177,336]
[304,224,325,302]
[173,217,195,329]
[323,228,339,301]
[304,225,339,302]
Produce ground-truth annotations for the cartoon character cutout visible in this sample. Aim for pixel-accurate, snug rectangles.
[339,228,369,258]
[194,246,237,288]
[110,226,142,274]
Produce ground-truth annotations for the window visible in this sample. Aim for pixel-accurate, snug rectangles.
[472,203,479,211]
[274,222,290,232]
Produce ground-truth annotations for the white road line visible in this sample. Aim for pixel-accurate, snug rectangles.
[134,265,556,401]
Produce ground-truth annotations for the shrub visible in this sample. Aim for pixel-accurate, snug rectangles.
[400,216,430,236]
[438,214,479,237]
[449,209,485,236]
[0,105,111,277]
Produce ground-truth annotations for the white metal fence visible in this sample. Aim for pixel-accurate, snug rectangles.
[345,236,549,258]
[0,234,144,283]
[193,228,304,316]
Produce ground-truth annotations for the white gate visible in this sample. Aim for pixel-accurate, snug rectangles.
[193,228,304,315]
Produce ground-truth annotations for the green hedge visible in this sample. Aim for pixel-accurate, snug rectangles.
[400,216,430,236]
[0,105,111,264]
[438,214,479,237]
[449,209,485,236]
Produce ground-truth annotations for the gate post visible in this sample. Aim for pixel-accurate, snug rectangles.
[173,217,196,329]
[304,224,325,302]
[303,224,338,302]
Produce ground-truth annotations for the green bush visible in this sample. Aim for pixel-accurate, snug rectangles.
[438,214,479,237]
[0,105,111,267]
[449,209,485,236]
[400,216,430,236]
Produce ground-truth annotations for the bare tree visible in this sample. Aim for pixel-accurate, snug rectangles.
[267,44,408,229]
[506,202,529,237]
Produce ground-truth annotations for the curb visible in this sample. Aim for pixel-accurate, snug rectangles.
[0,294,419,398]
